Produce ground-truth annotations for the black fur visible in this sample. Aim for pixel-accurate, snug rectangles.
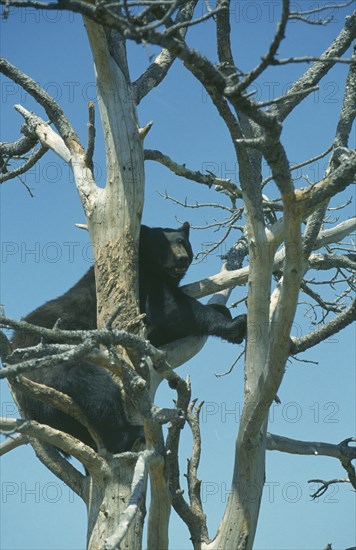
[139,223,247,346]
[11,223,246,454]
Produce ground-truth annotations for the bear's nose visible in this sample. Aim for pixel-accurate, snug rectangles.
[176,255,189,268]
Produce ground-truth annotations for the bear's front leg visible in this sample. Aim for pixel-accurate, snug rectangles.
[206,304,247,343]
[181,296,247,344]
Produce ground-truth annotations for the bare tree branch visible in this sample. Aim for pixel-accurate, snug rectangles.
[0,144,48,185]
[0,417,109,476]
[13,106,71,161]
[0,133,38,158]
[313,217,356,249]
[308,252,355,272]
[144,148,242,198]
[216,0,235,71]
[262,145,333,188]
[291,298,356,354]
[267,434,356,492]
[30,439,87,499]
[84,101,96,171]
[268,10,356,121]
[334,44,356,148]
[296,152,356,215]
[132,0,198,104]
[166,376,204,542]
[266,433,356,461]
[186,400,208,540]
[0,57,82,150]
[174,216,356,301]
[271,55,353,65]
[12,375,105,451]
[0,433,29,455]
[308,478,351,499]
[230,0,290,94]
[289,1,355,25]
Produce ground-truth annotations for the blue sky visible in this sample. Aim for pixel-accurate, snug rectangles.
[1,2,355,549]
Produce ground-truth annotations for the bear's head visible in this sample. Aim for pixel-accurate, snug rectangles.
[140,222,193,283]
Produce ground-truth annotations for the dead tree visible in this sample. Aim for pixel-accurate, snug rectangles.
[1,1,355,549]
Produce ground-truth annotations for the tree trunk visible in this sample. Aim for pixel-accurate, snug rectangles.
[84,20,144,329]
[83,19,146,547]
[86,456,146,549]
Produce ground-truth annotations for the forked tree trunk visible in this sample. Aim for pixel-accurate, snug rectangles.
[83,19,146,548]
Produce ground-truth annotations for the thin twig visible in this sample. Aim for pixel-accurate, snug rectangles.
[215,348,245,377]
[308,478,350,499]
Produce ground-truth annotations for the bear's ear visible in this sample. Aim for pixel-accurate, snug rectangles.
[181,221,190,236]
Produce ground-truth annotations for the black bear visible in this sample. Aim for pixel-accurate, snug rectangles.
[139,222,246,346]
[11,222,246,455]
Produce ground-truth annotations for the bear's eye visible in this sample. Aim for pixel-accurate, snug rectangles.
[177,238,184,244]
